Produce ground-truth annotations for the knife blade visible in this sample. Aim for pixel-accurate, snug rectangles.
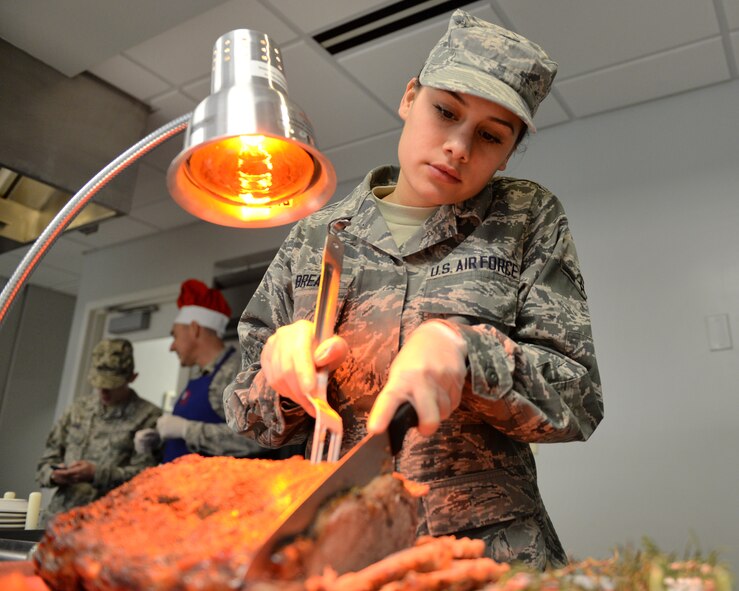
[243,403,418,581]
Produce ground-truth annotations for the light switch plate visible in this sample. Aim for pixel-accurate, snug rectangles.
[705,313,733,351]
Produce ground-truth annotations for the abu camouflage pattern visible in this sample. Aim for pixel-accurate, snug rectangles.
[88,338,135,389]
[36,389,161,517]
[224,165,603,568]
[419,9,558,132]
[181,346,266,458]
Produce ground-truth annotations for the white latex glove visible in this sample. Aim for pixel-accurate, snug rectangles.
[134,428,161,454]
[156,414,190,440]
[260,319,348,416]
[368,320,468,437]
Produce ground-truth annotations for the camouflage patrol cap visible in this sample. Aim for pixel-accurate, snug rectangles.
[419,9,558,132]
[88,338,135,389]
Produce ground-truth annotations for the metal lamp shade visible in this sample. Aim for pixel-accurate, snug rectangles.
[167,30,336,228]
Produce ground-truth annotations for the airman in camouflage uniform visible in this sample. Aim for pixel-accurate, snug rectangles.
[224,10,602,569]
[36,338,161,519]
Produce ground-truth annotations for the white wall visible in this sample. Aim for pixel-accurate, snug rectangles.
[57,79,739,572]
[506,79,739,571]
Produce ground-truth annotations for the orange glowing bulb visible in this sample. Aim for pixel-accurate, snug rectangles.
[186,135,315,207]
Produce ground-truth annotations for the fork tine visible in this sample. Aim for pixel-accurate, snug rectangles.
[326,430,342,463]
[310,404,327,464]
[308,393,342,464]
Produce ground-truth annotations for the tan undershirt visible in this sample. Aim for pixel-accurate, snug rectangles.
[371,186,439,247]
[372,187,440,312]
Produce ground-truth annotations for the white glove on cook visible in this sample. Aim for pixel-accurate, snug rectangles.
[368,319,468,437]
[156,414,190,440]
[134,428,161,454]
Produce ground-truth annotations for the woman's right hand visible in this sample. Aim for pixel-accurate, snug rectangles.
[260,319,348,415]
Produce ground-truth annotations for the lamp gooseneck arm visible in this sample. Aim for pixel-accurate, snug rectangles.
[0,114,192,325]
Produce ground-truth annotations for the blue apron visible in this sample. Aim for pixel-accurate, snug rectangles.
[162,347,235,463]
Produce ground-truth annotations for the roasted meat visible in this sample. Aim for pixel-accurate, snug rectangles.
[33,454,421,590]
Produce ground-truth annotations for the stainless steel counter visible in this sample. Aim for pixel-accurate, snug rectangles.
[0,529,43,562]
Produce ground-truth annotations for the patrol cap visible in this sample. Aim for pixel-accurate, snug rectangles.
[419,9,558,132]
[88,338,135,389]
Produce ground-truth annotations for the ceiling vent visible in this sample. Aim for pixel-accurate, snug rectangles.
[313,0,476,54]
[0,38,149,254]
[0,166,117,252]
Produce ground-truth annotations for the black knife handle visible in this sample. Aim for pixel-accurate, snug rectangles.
[388,403,419,456]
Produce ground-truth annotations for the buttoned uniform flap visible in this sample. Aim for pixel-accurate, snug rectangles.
[420,269,518,329]
[292,270,353,322]
[421,467,539,536]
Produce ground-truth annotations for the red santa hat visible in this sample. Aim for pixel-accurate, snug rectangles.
[174,279,231,337]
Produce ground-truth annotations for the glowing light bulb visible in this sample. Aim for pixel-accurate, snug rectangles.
[186,135,314,210]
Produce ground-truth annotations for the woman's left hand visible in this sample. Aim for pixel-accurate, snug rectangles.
[367,320,468,436]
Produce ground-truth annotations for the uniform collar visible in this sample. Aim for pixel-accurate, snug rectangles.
[94,389,136,419]
[335,166,493,255]
[200,345,234,376]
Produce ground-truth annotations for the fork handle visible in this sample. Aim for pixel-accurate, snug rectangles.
[315,369,328,402]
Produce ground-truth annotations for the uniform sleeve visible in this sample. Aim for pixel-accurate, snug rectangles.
[459,189,603,443]
[93,405,162,490]
[35,410,71,487]
[224,224,312,448]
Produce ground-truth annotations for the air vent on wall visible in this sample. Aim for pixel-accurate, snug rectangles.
[314,0,476,55]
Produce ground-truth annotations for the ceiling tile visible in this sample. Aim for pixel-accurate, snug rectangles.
[182,76,212,103]
[131,163,170,210]
[325,128,401,184]
[147,91,198,128]
[138,130,185,175]
[123,0,299,87]
[128,198,201,230]
[337,4,502,112]
[89,55,170,102]
[725,0,739,29]
[0,235,87,280]
[0,0,231,76]
[265,0,396,35]
[497,0,721,79]
[68,216,160,249]
[532,95,570,129]
[42,278,81,296]
[557,38,730,117]
[280,40,399,149]
[21,263,78,293]
[32,236,88,274]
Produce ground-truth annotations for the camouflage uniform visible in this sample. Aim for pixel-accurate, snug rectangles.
[36,388,161,517]
[224,166,603,568]
[178,346,266,457]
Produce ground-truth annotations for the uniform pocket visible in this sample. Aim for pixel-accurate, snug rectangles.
[293,271,354,323]
[420,269,518,329]
[422,467,539,537]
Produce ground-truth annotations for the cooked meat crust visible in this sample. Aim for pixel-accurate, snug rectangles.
[33,455,420,590]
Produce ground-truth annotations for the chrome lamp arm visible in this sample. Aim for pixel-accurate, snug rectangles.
[0,114,191,323]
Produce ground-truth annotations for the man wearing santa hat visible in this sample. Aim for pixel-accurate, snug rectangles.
[134,279,264,461]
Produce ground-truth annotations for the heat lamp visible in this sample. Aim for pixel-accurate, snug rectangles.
[0,28,336,322]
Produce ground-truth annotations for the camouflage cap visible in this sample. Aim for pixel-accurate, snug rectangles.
[419,10,558,132]
[88,338,135,389]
